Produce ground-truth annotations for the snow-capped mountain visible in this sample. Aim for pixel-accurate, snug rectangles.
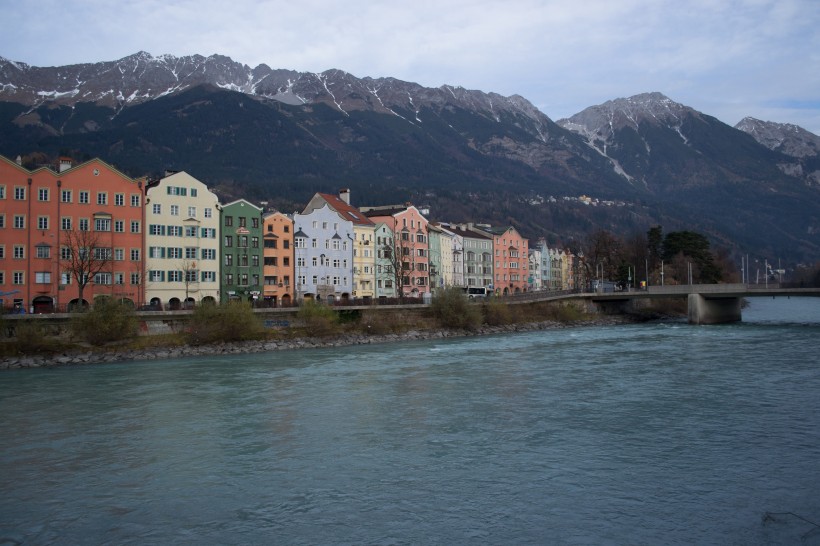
[735,117,819,158]
[0,51,554,140]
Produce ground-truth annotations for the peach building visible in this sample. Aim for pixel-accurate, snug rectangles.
[478,225,529,295]
[262,211,295,307]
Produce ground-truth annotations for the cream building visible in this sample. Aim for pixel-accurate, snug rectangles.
[144,172,221,309]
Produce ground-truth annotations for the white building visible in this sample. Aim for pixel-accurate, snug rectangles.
[293,204,355,302]
[144,172,220,309]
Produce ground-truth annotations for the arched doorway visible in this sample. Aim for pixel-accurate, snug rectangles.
[68,298,89,312]
[150,297,162,309]
[168,297,181,310]
[201,296,216,305]
[32,296,54,314]
[281,294,292,307]
[184,297,195,309]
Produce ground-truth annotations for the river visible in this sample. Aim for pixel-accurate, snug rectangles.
[1,297,819,545]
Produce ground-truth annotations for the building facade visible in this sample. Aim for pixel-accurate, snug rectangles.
[262,211,294,307]
[220,199,264,304]
[144,172,220,308]
[293,204,355,302]
[362,204,430,298]
[304,190,376,303]
[0,156,145,312]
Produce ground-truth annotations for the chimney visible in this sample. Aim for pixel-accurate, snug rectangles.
[59,157,72,173]
[339,188,350,205]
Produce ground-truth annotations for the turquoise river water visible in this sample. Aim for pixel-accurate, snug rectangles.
[1,297,819,545]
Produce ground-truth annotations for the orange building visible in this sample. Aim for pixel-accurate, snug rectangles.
[262,211,295,306]
[0,155,145,312]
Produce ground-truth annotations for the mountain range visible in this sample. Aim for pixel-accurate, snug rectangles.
[1,52,818,264]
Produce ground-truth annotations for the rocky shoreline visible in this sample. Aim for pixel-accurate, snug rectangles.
[1,316,642,370]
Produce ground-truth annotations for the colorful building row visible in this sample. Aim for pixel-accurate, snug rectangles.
[1,155,578,312]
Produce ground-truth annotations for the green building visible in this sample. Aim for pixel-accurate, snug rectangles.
[220,199,264,304]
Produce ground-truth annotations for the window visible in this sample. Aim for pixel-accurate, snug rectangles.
[130,272,141,285]
[225,254,233,266]
[149,224,165,236]
[38,188,49,201]
[167,247,182,259]
[94,248,112,260]
[0,246,4,259]
[239,217,246,228]
[114,248,124,261]
[185,247,197,259]
[201,248,216,260]
[79,191,89,204]
[61,217,72,230]
[264,239,277,249]
[37,216,49,230]
[168,226,183,237]
[153,204,161,215]
[13,272,24,285]
[61,247,71,260]
[202,228,216,238]
[130,194,140,207]
[115,193,124,206]
[13,245,24,259]
[252,255,259,267]
[224,235,233,247]
[14,215,25,229]
[238,236,248,248]
[96,192,107,205]
[36,246,50,259]
[131,249,141,261]
[204,208,212,218]
[185,270,198,282]
[190,188,197,197]
[168,271,182,282]
[170,205,179,216]
[225,273,234,286]
[283,257,290,266]
[0,185,5,199]
[115,273,125,285]
[166,186,187,196]
[114,220,124,233]
[185,226,198,237]
[187,206,196,218]
[149,270,164,282]
[225,216,233,227]
[252,218,259,228]
[251,237,259,248]
[14,186,26,200]
[0,215,5,228]
[94,272,112,285]
[130,221,140,233]
[240,273,248,286]
[95,218,111,231]
[201,271,216,282]
[61,189,72,203]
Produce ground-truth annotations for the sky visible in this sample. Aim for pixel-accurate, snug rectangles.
[2,0,819,134]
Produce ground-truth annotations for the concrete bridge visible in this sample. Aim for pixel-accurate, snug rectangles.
[567,284,820,324]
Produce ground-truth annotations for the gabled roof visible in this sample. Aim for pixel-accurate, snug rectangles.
[314,193,375,227]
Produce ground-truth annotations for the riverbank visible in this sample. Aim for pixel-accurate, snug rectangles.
[0,315,648,370]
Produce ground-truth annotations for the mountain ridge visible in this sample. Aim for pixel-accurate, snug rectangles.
[1,53,818,263]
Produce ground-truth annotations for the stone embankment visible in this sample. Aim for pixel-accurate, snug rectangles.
[1,316,637,370]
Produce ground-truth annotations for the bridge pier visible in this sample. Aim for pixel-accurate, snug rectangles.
[687,294,742,325]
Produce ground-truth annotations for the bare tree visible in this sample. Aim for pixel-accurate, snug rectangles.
[61,229,112,310]
[181,259,198,307]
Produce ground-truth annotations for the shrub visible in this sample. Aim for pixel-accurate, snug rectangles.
[296,300,340,337]
[187,301,263,345]
[429,287,482,330]
[482,299,514,325]
[72,298,138,345]
[358,309,405,335]
[7,320,64,354]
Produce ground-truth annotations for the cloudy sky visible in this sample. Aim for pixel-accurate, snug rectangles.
[3,0,819,134]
